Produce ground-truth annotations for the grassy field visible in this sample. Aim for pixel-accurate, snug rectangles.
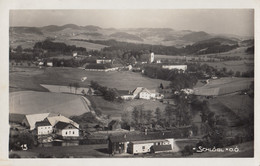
[9,91,90,117]
[31,67,170,91]
[193,77,253,96]
[88,96,167,119]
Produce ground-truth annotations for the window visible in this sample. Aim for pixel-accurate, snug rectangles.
[65,132,67,135]
[142,146,145,150]
[73,131,74,134]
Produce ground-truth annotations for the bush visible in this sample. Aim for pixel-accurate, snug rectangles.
[182,145,194,156]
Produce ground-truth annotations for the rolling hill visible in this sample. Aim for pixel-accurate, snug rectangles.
[9,24,249,50]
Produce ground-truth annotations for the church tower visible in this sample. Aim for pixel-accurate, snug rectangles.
[150,52,154,63]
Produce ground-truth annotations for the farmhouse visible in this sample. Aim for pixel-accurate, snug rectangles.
[54,121,79,138]
[47,62,53,67]
[132,87,163,100]
[22,113,50,130]
[108,132,179,155]
[162,65,187,72]
[35,120,53,135]
[85,64,118,72]
[116,90,134,100]
[96,59,112,64]
[47,115,79,128]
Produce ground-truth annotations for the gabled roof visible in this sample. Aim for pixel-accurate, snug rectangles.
[132,87,144,95]
[109,131,180,143]
[35,120,52,127]
[24,113,50,130]
[108,120,120,126]
[54,121,77,130]
[140,88,151,94]
[47,115,79,128]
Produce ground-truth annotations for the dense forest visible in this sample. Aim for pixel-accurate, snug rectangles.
[72,39,239,55]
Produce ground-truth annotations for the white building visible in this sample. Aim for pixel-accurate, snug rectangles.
[128,139,174,154]
[139,89,152,100]
[96,59,112,64]
[54,121,79,137]
[72,52,78,57]
[47,62,53,67]
[150,52,155,63]
[132,87,163,100]
[35,121,53,135]
[162,65,187,72]
[22,113,50,130]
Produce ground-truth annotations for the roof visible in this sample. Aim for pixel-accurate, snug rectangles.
[152,145,172,152]
[47,115,79,128]
[109,131,179,143]
[54,121,77,130]
[131,139,169,144]
[108,120,120,126]
[24,113,50,130]
[35,120,52,127]
[116,90,132,96]
[140,88,151,94]
[132,87,144,95]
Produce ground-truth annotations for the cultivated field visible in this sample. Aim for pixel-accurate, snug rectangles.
[9,91,90,117]
[193,77,253,96]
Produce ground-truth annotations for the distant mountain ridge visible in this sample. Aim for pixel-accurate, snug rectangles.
[10,24,251,50]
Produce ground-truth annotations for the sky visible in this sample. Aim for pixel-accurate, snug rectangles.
[10,9,254,36]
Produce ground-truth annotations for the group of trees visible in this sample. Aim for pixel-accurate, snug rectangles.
[34,39,86,53]
[121,93,195,131]
[90,81,120,102]
[67,82,80,94]
[143,65,198,91]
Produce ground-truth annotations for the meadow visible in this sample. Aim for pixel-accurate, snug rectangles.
[9,91,90,117]
[193,77,253,96]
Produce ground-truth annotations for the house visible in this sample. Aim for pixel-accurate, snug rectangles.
[47,62,53,67]
[46,115,79,128]
[72,52,77,57]
[108,120,121,130]
[108,132,179,155]
[22,113,50,130]
[132,87,163,100]
[35,120,53,135]
[116,90,134,100]
[139,88,152,100]
[162,65,187,72]
[54,121,79,138]
[96,59,112,64]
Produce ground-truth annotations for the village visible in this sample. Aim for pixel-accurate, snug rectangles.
[8,9,254,158]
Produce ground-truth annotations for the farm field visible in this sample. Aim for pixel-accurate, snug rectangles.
[33,67,170,90]
[88,96,167,119]
[203,60,254,73]
[9,67,48,92]
[10,66,170,92]
[9,91,90,117]
[193,77,253,96]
